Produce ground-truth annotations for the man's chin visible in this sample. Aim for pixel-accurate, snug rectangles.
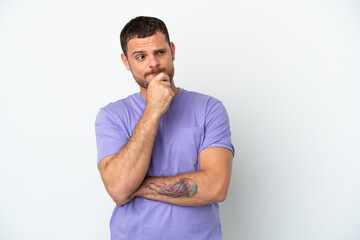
[144,74,160,85]
[139,83,149,89]
[134,79,149,89]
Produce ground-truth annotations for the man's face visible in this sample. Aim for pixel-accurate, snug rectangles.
[121,31,175,89]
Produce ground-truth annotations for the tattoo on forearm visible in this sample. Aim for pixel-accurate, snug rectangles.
[142,178,197,198]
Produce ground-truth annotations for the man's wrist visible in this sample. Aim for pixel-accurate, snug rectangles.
[143,105,162,120]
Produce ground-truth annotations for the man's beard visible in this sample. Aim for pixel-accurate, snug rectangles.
[133,66,174,89]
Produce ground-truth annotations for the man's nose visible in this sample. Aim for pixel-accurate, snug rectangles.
[148,55,160,68]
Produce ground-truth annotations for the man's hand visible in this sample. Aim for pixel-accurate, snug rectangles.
[146,73,175,116]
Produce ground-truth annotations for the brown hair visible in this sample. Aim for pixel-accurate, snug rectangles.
[120,16,171,57]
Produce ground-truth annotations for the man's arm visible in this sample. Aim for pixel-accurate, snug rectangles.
[98,73,175,205]
[127,147,233,206]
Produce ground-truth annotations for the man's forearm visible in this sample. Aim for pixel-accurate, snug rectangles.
[130,148,233,207]
[132,171,228,207]
[142,177,198,198]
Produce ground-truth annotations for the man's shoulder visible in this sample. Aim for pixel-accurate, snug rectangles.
[180,88,222,106]
[100,92,143,113]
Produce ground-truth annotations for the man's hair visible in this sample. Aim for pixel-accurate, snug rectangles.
[120,16,171,57]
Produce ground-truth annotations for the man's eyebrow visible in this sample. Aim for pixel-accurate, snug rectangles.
[131,48,168,56]
[132,50,145,56]
[154,48,168,52]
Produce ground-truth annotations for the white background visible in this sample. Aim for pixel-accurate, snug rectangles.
[1,0,359,239]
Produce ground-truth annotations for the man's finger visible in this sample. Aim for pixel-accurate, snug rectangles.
[153,72,169,82]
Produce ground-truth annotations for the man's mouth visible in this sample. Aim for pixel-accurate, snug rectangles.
[144,68,166,78]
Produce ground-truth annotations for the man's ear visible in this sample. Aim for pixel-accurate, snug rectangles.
[170,42,175,61]
[121,53,131,71]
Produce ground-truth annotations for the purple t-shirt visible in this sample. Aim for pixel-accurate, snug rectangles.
[95,88,234,240]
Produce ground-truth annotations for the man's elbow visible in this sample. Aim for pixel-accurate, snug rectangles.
[213,179,231,203]
[106,183,133,205]
[205,184,229,203]
[214,188,228,203]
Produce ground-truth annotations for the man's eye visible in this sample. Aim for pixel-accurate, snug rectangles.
[157,51,165,55]
[136,55,145,60]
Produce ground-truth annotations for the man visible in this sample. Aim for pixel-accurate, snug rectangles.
[95,16,234,240]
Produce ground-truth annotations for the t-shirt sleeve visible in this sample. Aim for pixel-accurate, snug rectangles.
[95,108,129,165]
[199,98,235,156]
